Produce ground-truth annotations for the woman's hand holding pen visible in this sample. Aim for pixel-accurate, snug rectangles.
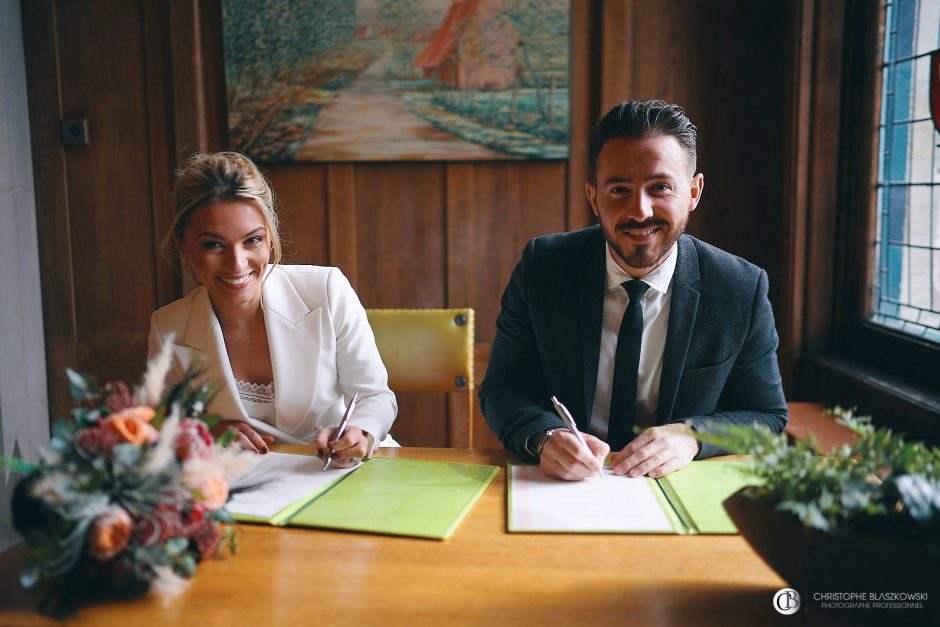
[540,432,609,481]
[314,426,371,468]
[210,421,274,454]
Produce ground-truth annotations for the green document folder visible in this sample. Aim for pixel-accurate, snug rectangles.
[233,455,499,540]
[508,460,759,534]
[290,458,499,539]
[655,460,760,534]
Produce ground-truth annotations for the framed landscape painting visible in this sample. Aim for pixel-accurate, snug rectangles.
[221,0,570,162]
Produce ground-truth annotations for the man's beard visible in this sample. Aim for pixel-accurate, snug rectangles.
[603,216,688,271]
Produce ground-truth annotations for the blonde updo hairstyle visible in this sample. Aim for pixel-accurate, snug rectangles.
[168,151,283,266]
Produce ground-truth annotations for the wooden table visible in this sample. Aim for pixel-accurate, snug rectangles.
[0,448,797,626]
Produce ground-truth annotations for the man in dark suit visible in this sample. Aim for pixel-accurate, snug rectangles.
[480,100,787,481]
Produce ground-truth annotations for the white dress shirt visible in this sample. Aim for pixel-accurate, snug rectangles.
[589,243,678,440]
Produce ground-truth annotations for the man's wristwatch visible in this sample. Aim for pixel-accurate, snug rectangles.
[526,428,568,459]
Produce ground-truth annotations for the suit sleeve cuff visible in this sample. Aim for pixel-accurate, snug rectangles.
[685,418,727,460]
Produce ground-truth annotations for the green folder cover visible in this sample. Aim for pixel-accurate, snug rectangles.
[236,456,499,540]
[290,458,499,539]
[508,460,759,535]
[654,460,761,534]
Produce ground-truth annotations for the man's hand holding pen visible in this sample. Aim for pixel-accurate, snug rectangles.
[539,431,610,481]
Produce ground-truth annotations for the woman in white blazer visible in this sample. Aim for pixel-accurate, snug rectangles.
[149,152,396,466]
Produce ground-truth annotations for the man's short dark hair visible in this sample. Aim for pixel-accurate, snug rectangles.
[588,99,697,180]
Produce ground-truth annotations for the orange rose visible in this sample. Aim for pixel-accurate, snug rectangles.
[88,507,133,561]
[114,406,156,422]
[197,474,229,511]
[107,407,158,445]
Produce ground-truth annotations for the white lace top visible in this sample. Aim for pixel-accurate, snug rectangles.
[236,379,276,424]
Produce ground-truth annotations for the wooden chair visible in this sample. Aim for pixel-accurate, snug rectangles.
[366,308,475,447]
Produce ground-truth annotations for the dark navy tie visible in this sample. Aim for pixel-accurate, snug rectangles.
[607,280,650,451]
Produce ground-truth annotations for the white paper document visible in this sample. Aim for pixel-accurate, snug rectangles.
[227,452,358,520]
[509,464,674,533]
[244,416,308,445]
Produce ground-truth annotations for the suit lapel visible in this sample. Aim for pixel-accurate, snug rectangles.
[182,288,247,422]
[657,236,700,423]
[262,267,322,431]
[578,231,607,428]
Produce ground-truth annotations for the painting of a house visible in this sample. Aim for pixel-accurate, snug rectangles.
[222,0,569,162]
[413,0,520,90]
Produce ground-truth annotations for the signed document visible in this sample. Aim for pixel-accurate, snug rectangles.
[228,452,357,522]
[508,461,758,534]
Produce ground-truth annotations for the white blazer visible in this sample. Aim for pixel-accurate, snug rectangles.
[148,265,397,444]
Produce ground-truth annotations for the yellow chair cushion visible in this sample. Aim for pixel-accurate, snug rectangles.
[366,309,474,393]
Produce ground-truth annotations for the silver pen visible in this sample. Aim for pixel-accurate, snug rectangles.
[323,392,359,470]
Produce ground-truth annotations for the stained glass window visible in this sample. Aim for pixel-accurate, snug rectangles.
[873,0,940,343]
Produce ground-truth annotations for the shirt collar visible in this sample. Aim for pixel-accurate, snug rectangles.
[605,242,678,295]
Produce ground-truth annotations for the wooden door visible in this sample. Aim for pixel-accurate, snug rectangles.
[22,0,177,420]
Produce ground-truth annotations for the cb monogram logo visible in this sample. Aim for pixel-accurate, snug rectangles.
[773,588,801,615]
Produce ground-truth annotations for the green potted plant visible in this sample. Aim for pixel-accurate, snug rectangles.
[698,408,939,603]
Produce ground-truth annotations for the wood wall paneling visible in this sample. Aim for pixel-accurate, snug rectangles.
[600,0,635,111]
[142,0,179,309]
[566,0,597,231]
[169,0,210,158]
[326,164,359,282]
[354,162,447,446]
[264,165,330,266]
[779,0,815,396]
[353,163,446,308]
[804,0,845,353]
[445,161,569,448]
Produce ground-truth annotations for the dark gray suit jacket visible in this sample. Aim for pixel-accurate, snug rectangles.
[480,226,788,461]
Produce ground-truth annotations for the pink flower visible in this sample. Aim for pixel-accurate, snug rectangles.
[190,519,222,561]
[133,502,184,546]
[175,419,213,462]
[102,381,134,414]
[74,426,119,457]
[88,507,133,561]
[196,474,228,511]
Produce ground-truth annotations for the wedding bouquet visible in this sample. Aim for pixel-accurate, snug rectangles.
[2,340,257,616]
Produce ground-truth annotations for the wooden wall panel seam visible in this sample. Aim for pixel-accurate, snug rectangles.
[780,0,816,397]
[326,163,358,286]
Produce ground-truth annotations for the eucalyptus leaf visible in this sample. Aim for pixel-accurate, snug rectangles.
[151,406,166,431]
[212,508,235,524]
[112,444,142,467]
[19,561,42,589]
[164,537,189,556]
[897,474,940,521]
[218,431,236,448]
[176,553,197,578]
[200,414,220,430]
[0,455,38,474]
[840,481,874,511]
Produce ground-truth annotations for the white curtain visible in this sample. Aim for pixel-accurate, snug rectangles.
[0,0,49,551]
